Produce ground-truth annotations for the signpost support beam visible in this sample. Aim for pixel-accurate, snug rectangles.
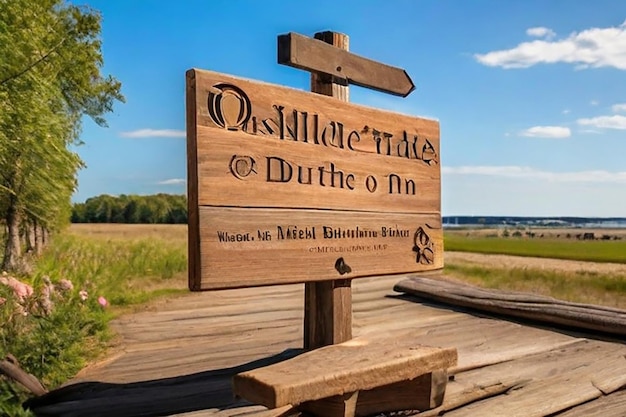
[304,31,352,350]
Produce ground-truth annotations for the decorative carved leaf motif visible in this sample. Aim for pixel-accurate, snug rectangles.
[413,227,435,265]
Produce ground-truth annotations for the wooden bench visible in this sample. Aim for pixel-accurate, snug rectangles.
[233,337,458,417]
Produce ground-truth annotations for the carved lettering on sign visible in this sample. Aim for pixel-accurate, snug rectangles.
[187,69,442,290]
[211,222,438,267]
[206,83,439,166]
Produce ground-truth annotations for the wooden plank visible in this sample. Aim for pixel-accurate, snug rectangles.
[186,68,439,290]
[195,207,442,289]
[395,276,626,336]
[193,125,440,213]
[556,390,626,417]
[233,339,456,408]
[421,339,626,417]
[278,32,415,97]
[188,70,438,169]
[332,369,448,415]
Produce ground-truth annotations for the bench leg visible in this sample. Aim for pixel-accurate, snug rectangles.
[298,370,448,417]
[300,391,359,417]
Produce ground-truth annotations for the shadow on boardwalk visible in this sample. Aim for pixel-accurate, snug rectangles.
[25,349,302,417]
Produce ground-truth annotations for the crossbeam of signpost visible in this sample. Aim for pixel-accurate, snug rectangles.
[278,32,415,97]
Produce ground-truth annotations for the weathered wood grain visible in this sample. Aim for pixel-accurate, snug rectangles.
[434,340,626,417]
[186,68,440,290]
[304,278,352,348]
[193,126,440,213]
[394,276,626,336]
[195,208,442,289]
[278,32,415,97]
[309,32,350,100]
[295,370,449,416]
[188,73,434,146]
[232,338,457,408]
[556,389,626,417]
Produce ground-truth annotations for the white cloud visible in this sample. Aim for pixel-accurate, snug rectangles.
[562,109,571,114]
[120,129,186,138]
[577,114,626,130]
[519,126,571,138]
[157,178,186,185]
[475,20,626,69]
[442,166,626,183]
[526,27,556,39]
[611,103,626,113]
[590,100,600,106]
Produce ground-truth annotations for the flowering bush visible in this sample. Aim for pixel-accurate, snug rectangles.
[0,273,109,416]
[0,230,187,416]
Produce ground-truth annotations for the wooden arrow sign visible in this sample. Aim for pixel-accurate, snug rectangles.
[278,32,416,97]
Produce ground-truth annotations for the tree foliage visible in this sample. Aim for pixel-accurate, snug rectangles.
[72,194,188,224]
[0,0,123,271]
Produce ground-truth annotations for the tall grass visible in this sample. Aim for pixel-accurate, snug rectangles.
[35,233,187,306]
[1,227,188,416]
[444,263,626,308]
[444,234,626,264]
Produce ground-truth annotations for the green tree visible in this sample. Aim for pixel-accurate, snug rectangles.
[71,194,188,224]
[0,0,123,271]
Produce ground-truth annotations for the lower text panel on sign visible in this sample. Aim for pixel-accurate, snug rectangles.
[190,207,442,290]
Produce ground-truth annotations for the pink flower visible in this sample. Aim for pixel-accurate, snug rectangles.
[57,279,74,292]
[79,290,88,301]
[97,296,108,308]
[0,277,33,302]
[0,297,5,306]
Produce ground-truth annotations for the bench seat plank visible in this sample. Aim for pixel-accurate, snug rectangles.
[233,339,457,408]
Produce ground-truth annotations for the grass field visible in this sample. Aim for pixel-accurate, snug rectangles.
[444,262,626,308]
[444,231,626,264]
[68,223,188,244]
[443,228,626,308]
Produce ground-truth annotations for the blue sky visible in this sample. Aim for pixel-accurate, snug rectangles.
[72,0,626,217]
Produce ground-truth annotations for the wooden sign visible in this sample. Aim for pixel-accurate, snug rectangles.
[187,69,441,290]
[278,32,415,97]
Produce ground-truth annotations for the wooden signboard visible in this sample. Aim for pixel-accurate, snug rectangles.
[186,69,441,290]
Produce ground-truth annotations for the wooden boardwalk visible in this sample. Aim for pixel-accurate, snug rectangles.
[42,274,625,417]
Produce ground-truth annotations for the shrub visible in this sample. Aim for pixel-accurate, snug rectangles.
[0,273,110,416]
[0,229,187,415]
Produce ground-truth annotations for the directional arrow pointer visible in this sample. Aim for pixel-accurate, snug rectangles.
[278,32,415,98]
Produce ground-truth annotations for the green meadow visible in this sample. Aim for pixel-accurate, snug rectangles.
[443,230,626,308]
[444,232,626,264]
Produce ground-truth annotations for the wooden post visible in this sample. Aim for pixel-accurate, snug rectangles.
[304,31,352,349]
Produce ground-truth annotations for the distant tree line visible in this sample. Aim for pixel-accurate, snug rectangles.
[71,194,187,224]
